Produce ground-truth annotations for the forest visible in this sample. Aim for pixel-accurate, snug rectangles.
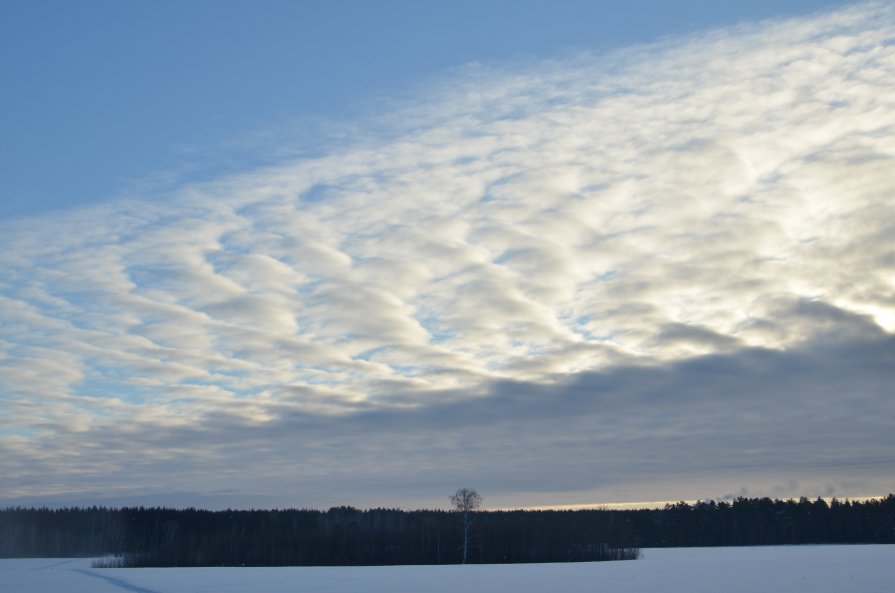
[1,495,893,566]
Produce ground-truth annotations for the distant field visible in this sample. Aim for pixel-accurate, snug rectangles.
[2,545,893,593]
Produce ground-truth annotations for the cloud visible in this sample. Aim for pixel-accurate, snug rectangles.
[1,2,894,507]
[3,317,892,508]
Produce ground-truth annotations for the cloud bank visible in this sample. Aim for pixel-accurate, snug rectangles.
[1,2,894,508]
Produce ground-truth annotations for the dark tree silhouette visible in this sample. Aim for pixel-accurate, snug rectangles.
[4,494,893,566]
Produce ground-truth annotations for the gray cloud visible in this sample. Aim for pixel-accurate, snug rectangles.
[3,307,892,508]
[1,2,894,507]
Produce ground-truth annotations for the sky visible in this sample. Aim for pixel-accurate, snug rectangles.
[1,0,893,510]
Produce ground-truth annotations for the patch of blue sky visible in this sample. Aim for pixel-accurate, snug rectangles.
[203,245,258,274]
[70,379,137,405]
[568,312,620,343]
[0,383,15,403]
[492,249,525,266]
[479,173,526,203]
[390,364,426,377]
[122,267,194,300]
[366,361,428,379]
[353,346,389,363]
[453,155,478,166]
[0,423,38,438]
[203,368,252,380]
[299,183,333,205]
[352,348,424,373]
[578,182,611,195]
[490,106,536,122]
[414,310,452,344]
[578,329,620,342]
[295,281,324,297]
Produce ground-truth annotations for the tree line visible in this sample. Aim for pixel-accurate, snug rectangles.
[1,495,892,566]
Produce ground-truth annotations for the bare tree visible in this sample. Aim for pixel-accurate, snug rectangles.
[450,487,482,564]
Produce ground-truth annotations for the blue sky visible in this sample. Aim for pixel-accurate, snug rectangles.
[2,1,894,510]
[2,0,846,219]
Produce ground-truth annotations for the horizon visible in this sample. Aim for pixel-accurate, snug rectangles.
[3,493,892,514]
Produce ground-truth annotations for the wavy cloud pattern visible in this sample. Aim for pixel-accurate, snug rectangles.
[2,2,894,507]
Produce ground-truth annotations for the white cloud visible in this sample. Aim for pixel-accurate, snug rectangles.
[1,1,894,506]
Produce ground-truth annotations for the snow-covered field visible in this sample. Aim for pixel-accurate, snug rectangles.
[2,545,893,593]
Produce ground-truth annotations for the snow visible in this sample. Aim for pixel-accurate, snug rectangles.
[2,545,893,593]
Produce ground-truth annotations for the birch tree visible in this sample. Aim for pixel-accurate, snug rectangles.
[450,487,482,564]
